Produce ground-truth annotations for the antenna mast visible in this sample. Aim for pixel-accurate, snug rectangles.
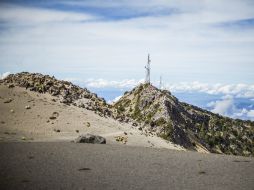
[145,54,151,84]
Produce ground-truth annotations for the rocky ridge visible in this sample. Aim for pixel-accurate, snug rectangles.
[1,72,112,117]
[113,83,254,156]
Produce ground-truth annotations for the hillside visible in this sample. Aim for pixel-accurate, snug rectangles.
[0,72,183,150]
[1,72,114,116]
[1,72,253,157]
[113,83,254,156]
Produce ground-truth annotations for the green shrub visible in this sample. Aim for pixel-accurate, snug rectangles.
[159,122,173,140]
[118,106,125,112]
[153,103,160,110]
[134,85,144,95]
[155,117,167,126]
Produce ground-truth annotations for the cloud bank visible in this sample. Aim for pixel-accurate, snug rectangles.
[68,78,254,99]
[65,78,144,89]
[165,81,254,98]
[207,96,254,120]
[72,78,254,120]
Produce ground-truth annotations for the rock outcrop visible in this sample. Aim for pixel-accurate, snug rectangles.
[1,72,112,117]
[75,134,106,144]
[113,83,254,156]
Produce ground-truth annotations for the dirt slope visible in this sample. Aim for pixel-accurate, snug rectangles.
[0,83,184,151]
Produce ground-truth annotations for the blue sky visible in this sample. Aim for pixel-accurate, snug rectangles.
[0,0,254,120]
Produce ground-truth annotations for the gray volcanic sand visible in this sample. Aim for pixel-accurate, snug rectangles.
[0,142,253,190]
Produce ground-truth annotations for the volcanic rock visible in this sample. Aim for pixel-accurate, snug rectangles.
[75,134,106,144]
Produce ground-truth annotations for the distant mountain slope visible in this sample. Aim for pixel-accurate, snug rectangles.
[113,83,254,156]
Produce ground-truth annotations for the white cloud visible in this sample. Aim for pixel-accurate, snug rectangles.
[207,97,254,120]
[233,109,254,120]
[0,72,11,79]
[210,98,234,115]
[233,108,248,117]
[0,4,94,24]
[63,77,254,98]
[64,77,254,99]
[108,95,123,104]
[165,82,254,98]
[247,110,254,118]
[83,79,145,89]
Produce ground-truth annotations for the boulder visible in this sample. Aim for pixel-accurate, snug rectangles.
[75,134,106,144]
[8,84,15,88]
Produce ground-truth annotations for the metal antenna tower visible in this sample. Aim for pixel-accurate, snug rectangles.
[145,54,151,84]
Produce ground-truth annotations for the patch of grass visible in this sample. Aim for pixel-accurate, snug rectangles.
[131,94,142,120]
[134,85,144,96]
[132,106,141,120]
[153,103,160,110]
[155,117,167,126]
[159,122,173,140]
[159,133,169,140]
[117,105,125,113]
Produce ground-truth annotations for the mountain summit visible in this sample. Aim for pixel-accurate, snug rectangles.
[113,83,254,156]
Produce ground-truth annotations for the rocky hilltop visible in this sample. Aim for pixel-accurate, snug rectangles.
[113,83,254,156]
[1,72,112,117]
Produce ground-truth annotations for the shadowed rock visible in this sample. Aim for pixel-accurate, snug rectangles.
[75,134,106,144]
